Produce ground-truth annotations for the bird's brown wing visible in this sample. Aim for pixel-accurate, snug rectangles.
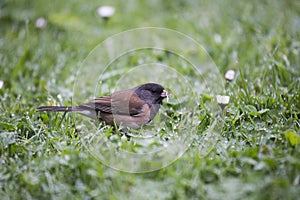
[78,90,146,116]
[79,95,113,113]
[100,103,151,129]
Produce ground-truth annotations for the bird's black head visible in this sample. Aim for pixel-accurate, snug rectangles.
[134,83,168,105]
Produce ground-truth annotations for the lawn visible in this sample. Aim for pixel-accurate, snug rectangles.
[0,0,300,199]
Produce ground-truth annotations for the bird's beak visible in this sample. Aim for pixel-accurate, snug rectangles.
[161,90,169,98]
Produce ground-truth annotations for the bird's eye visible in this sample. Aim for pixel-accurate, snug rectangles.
[152,89,160,94]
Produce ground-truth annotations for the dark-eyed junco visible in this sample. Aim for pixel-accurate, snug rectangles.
[37,83,169,129]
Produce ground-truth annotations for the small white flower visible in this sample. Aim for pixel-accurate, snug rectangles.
[97,6,115,18]
[216,95,230,105]
[35,17,47,28]
[225,69,235,80]
[0,80,3,89]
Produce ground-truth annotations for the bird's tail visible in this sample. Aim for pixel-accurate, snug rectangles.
[37,105,98,119]
[37,106,73,112]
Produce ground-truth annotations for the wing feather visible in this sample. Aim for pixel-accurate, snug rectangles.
[77,90,146,116]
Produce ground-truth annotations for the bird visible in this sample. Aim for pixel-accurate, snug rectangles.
[37,83,169,129]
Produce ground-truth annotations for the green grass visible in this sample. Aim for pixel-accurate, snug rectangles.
[1,0,300,199]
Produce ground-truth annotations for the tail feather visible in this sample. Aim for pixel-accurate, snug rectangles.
[37,105,98,119]
[37,106,73,112]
